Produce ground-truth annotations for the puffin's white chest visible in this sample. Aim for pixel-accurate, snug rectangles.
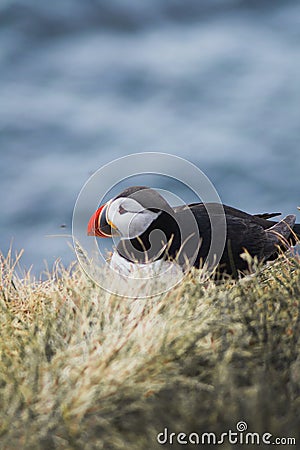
[109,251,183,279]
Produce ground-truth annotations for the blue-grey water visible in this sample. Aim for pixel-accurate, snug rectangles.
[1,0,300,275]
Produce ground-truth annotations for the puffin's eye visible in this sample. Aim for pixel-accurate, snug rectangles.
[119,205,128,215]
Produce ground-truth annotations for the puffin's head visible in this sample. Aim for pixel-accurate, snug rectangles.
[87,186,173,239]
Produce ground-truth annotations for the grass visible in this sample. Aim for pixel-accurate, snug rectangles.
[0,248,300,449]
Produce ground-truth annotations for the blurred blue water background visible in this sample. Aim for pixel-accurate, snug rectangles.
[1,0,300,275]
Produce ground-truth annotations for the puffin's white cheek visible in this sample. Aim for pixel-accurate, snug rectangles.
[122,211,160,239]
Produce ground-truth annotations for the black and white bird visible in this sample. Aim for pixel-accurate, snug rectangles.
[87,186,300,277]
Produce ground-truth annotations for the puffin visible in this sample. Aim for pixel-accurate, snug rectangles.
[87,186,300,277]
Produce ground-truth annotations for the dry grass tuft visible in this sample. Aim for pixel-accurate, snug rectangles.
[0,249,300,449]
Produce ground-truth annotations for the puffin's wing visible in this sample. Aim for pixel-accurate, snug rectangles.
[174,204,267,260]
[218,214,296,268]
[225,216,266,257]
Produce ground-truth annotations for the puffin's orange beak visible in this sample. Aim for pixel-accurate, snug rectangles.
[87,204,112,237]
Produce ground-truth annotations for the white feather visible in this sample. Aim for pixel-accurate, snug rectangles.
[110,251,183,279]
[107,197,160,239]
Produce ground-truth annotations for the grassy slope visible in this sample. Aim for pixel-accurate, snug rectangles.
[0,250,300,449]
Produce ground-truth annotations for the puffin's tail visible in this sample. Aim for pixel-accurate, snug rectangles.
[263,215,296,260]
[292,223,300,241]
